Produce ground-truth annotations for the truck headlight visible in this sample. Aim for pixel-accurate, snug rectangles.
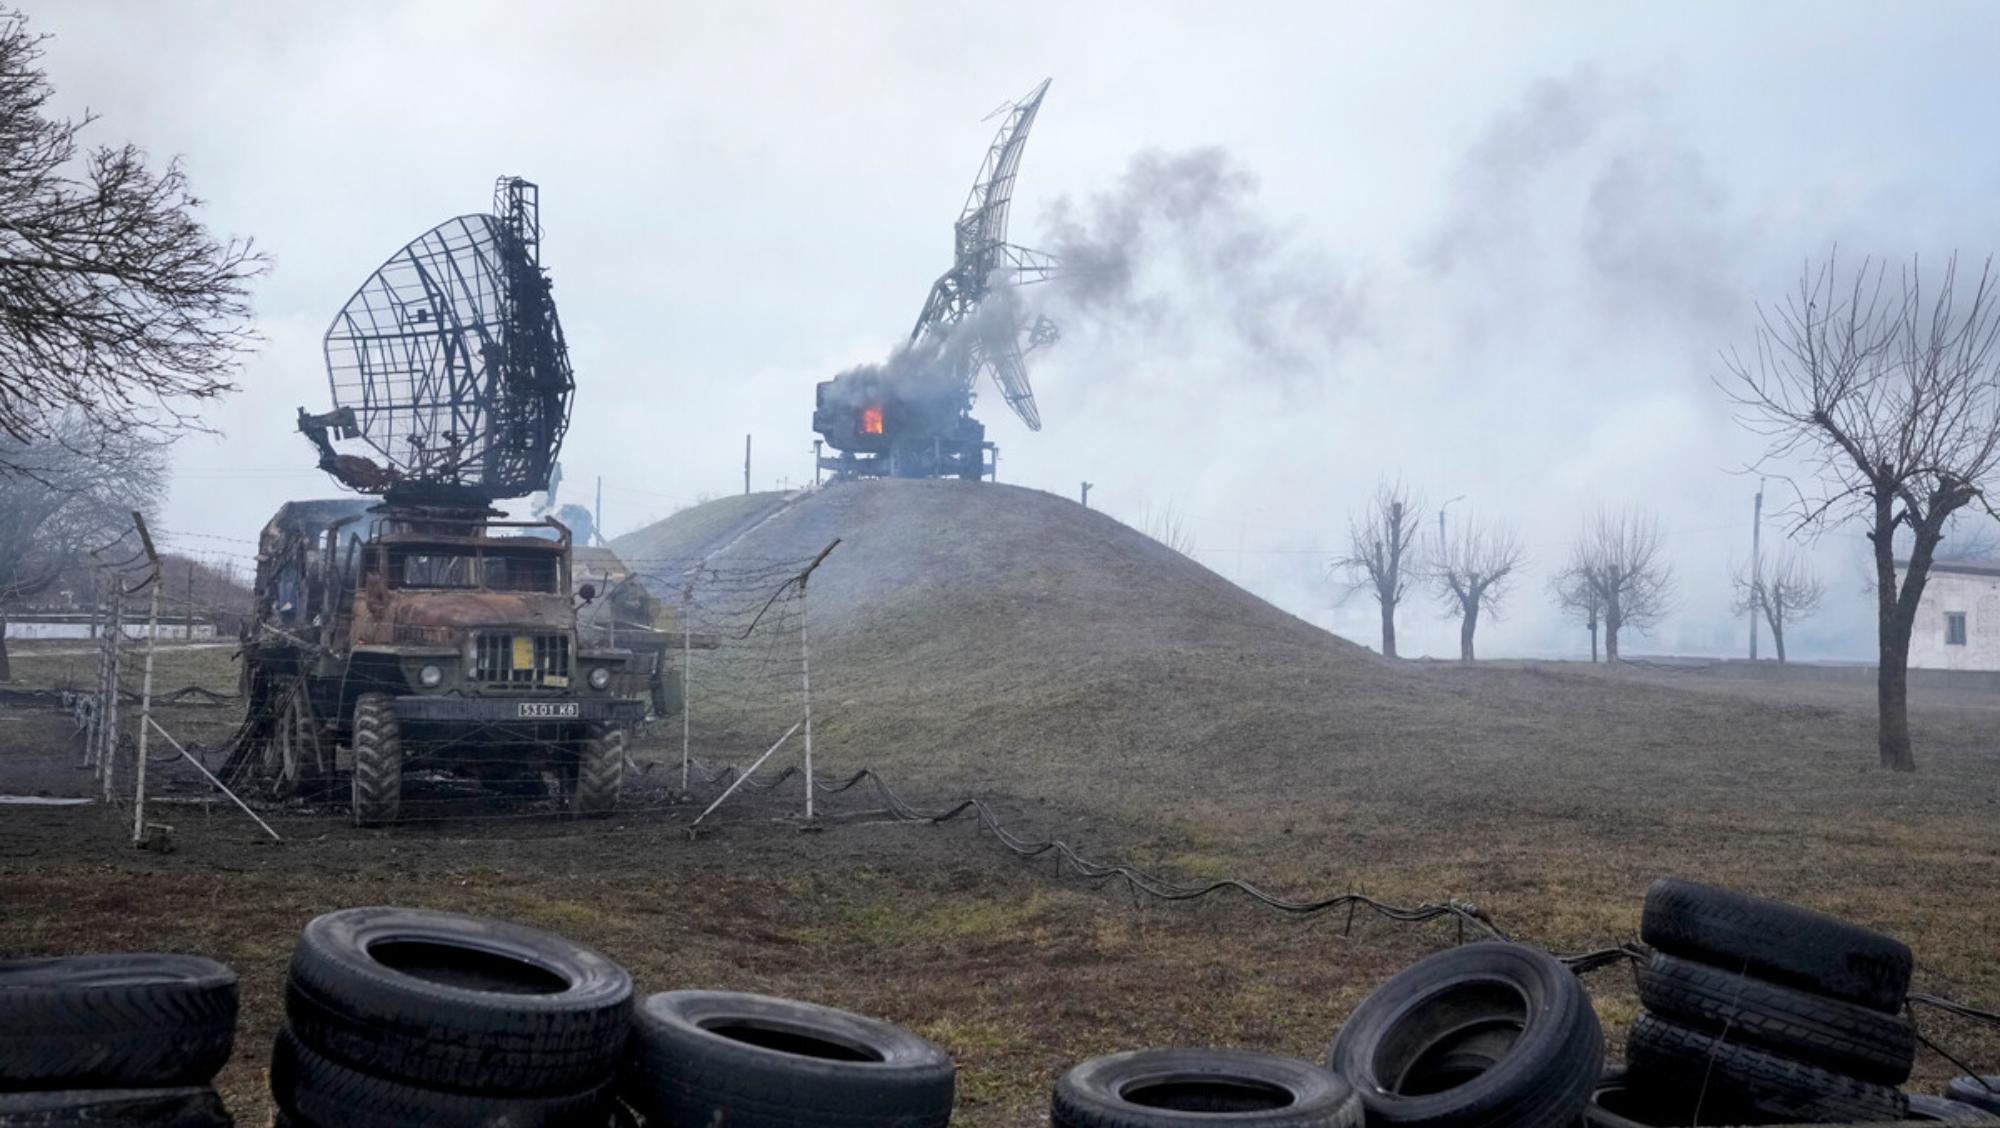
[418,664,444,689]
[588,666,611,690]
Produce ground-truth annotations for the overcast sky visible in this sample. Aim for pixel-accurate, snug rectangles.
[34,1,2000,659]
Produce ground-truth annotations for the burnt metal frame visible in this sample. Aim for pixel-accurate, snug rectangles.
[909,78,1061,433]
[318,176,574,504]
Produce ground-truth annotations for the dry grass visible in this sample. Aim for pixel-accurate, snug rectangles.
[2,481,1997,1124]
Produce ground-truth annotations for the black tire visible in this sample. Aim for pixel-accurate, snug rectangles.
[1908,1093,2000,1122]
[1641,878,1913,1012]
[1052,1047,1361,1127]
[271,1026,610,1128]
[1635,950,1915,1083]
[1586,1066,1742,1127]
[0,954,237,1088]
[348,692,401,827]
[1948,1077,2000,1114]
[624,990,955,1128]
[0,1088,230,1127]
[1325,942,1602,1128]
[1624,1012,1907,1123]
[285,906,631,1096]
[572,724,624,817]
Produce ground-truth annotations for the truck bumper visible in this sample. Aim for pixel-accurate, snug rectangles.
[393,696,647,724]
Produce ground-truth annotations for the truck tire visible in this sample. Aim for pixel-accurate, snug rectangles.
[572,724,623,818]
[1326,942,1602,1128]
[1640,878,1913,1012]
[271,1026,611,1128]
[284,906,632,1096]
[1624,1012,1907,1123]
[349,693,401,827]
[0,953,237,1089]
[1635,950,1915,1083]
[1052,1047,1361,1127]
[624,990,955,1128]
[0,1088,231,1127]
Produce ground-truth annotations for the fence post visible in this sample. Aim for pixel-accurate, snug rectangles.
[794,539,840,823]
[681,569,696,794]
[131,512,161,846]
[101,587,124,803]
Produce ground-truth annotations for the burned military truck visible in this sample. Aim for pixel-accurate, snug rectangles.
[236,503,641,825]
[225,176,644,825]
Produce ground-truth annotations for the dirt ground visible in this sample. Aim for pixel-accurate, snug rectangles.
[3,635,1998,1126]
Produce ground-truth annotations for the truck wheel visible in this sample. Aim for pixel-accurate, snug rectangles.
[572,725,624,818]
[350,693,402,827]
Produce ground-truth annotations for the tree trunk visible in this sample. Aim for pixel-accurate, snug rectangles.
[1771,620,1786,664]
[0,619,10,682]
[1380,598,1397,659]
[1872,492,1918,772]
[1460,600,1478,661]
[1587,612,1598,662]
[1877,629,1915,772]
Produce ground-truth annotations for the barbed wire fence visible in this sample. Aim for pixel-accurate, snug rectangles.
[6,525,841,841]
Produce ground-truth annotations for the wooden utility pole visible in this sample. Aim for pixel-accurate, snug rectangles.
[1080,482,1093,508]
[743,435,752,495]
[595,475,604,546]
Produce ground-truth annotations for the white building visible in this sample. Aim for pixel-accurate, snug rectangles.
[1906,560,2000,671]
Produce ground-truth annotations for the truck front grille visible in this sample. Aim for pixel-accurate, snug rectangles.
[474,632,571,687]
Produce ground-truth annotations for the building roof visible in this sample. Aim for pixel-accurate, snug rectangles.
[1899,558,2000,579]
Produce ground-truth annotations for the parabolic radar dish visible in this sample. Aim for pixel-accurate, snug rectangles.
[305,177,574,505]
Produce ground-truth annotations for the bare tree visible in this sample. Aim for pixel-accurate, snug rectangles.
[0,8,264,450]
[1553,509,1673,663]
[1337,481,1423,658]
[0,417,164,679]
[1551,567,1606,661]
[1141,502,1197,558]
[1430,516,1524,660]
[1722,253,2000,771]
[1733,547,1823,664]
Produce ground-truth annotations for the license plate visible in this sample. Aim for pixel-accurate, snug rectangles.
[517,702,578,719]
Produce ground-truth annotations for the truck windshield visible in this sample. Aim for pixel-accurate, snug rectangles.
[387,549,560,592]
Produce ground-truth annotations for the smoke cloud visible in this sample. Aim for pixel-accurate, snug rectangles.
[1040,147,1367,379]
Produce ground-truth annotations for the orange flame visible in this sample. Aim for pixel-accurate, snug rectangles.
[861,404,884,435]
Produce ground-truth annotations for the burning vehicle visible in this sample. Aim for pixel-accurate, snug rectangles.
[222,178,645,825]
[813,79,1063,482]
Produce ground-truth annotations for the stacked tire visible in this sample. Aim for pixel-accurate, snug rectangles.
[269,906,632,1127]
[620,990,956,1127]
[1624,878,1926,1124]
[0,954,238,1127]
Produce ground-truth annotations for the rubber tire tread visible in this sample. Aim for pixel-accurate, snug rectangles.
[1907,1093,2000,1122]
[0,953,237,1088]
[1050,1048,1361,1128]
[348,693,400,827]
[572,724,623,817]
[285,906,631,1097]
[624,990,954,1128]
[1947,1077,2000,1114]
[270,1026,611,1128]
[0,1087,231,1127]
[1327,942,1603,1128]
[1635,950,1915,1083]
[1624,1012,1907,1123]
[1640,878,1913,1012]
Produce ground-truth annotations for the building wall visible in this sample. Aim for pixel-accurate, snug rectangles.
[1907,570,2000,671]
[4,619,217,641]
